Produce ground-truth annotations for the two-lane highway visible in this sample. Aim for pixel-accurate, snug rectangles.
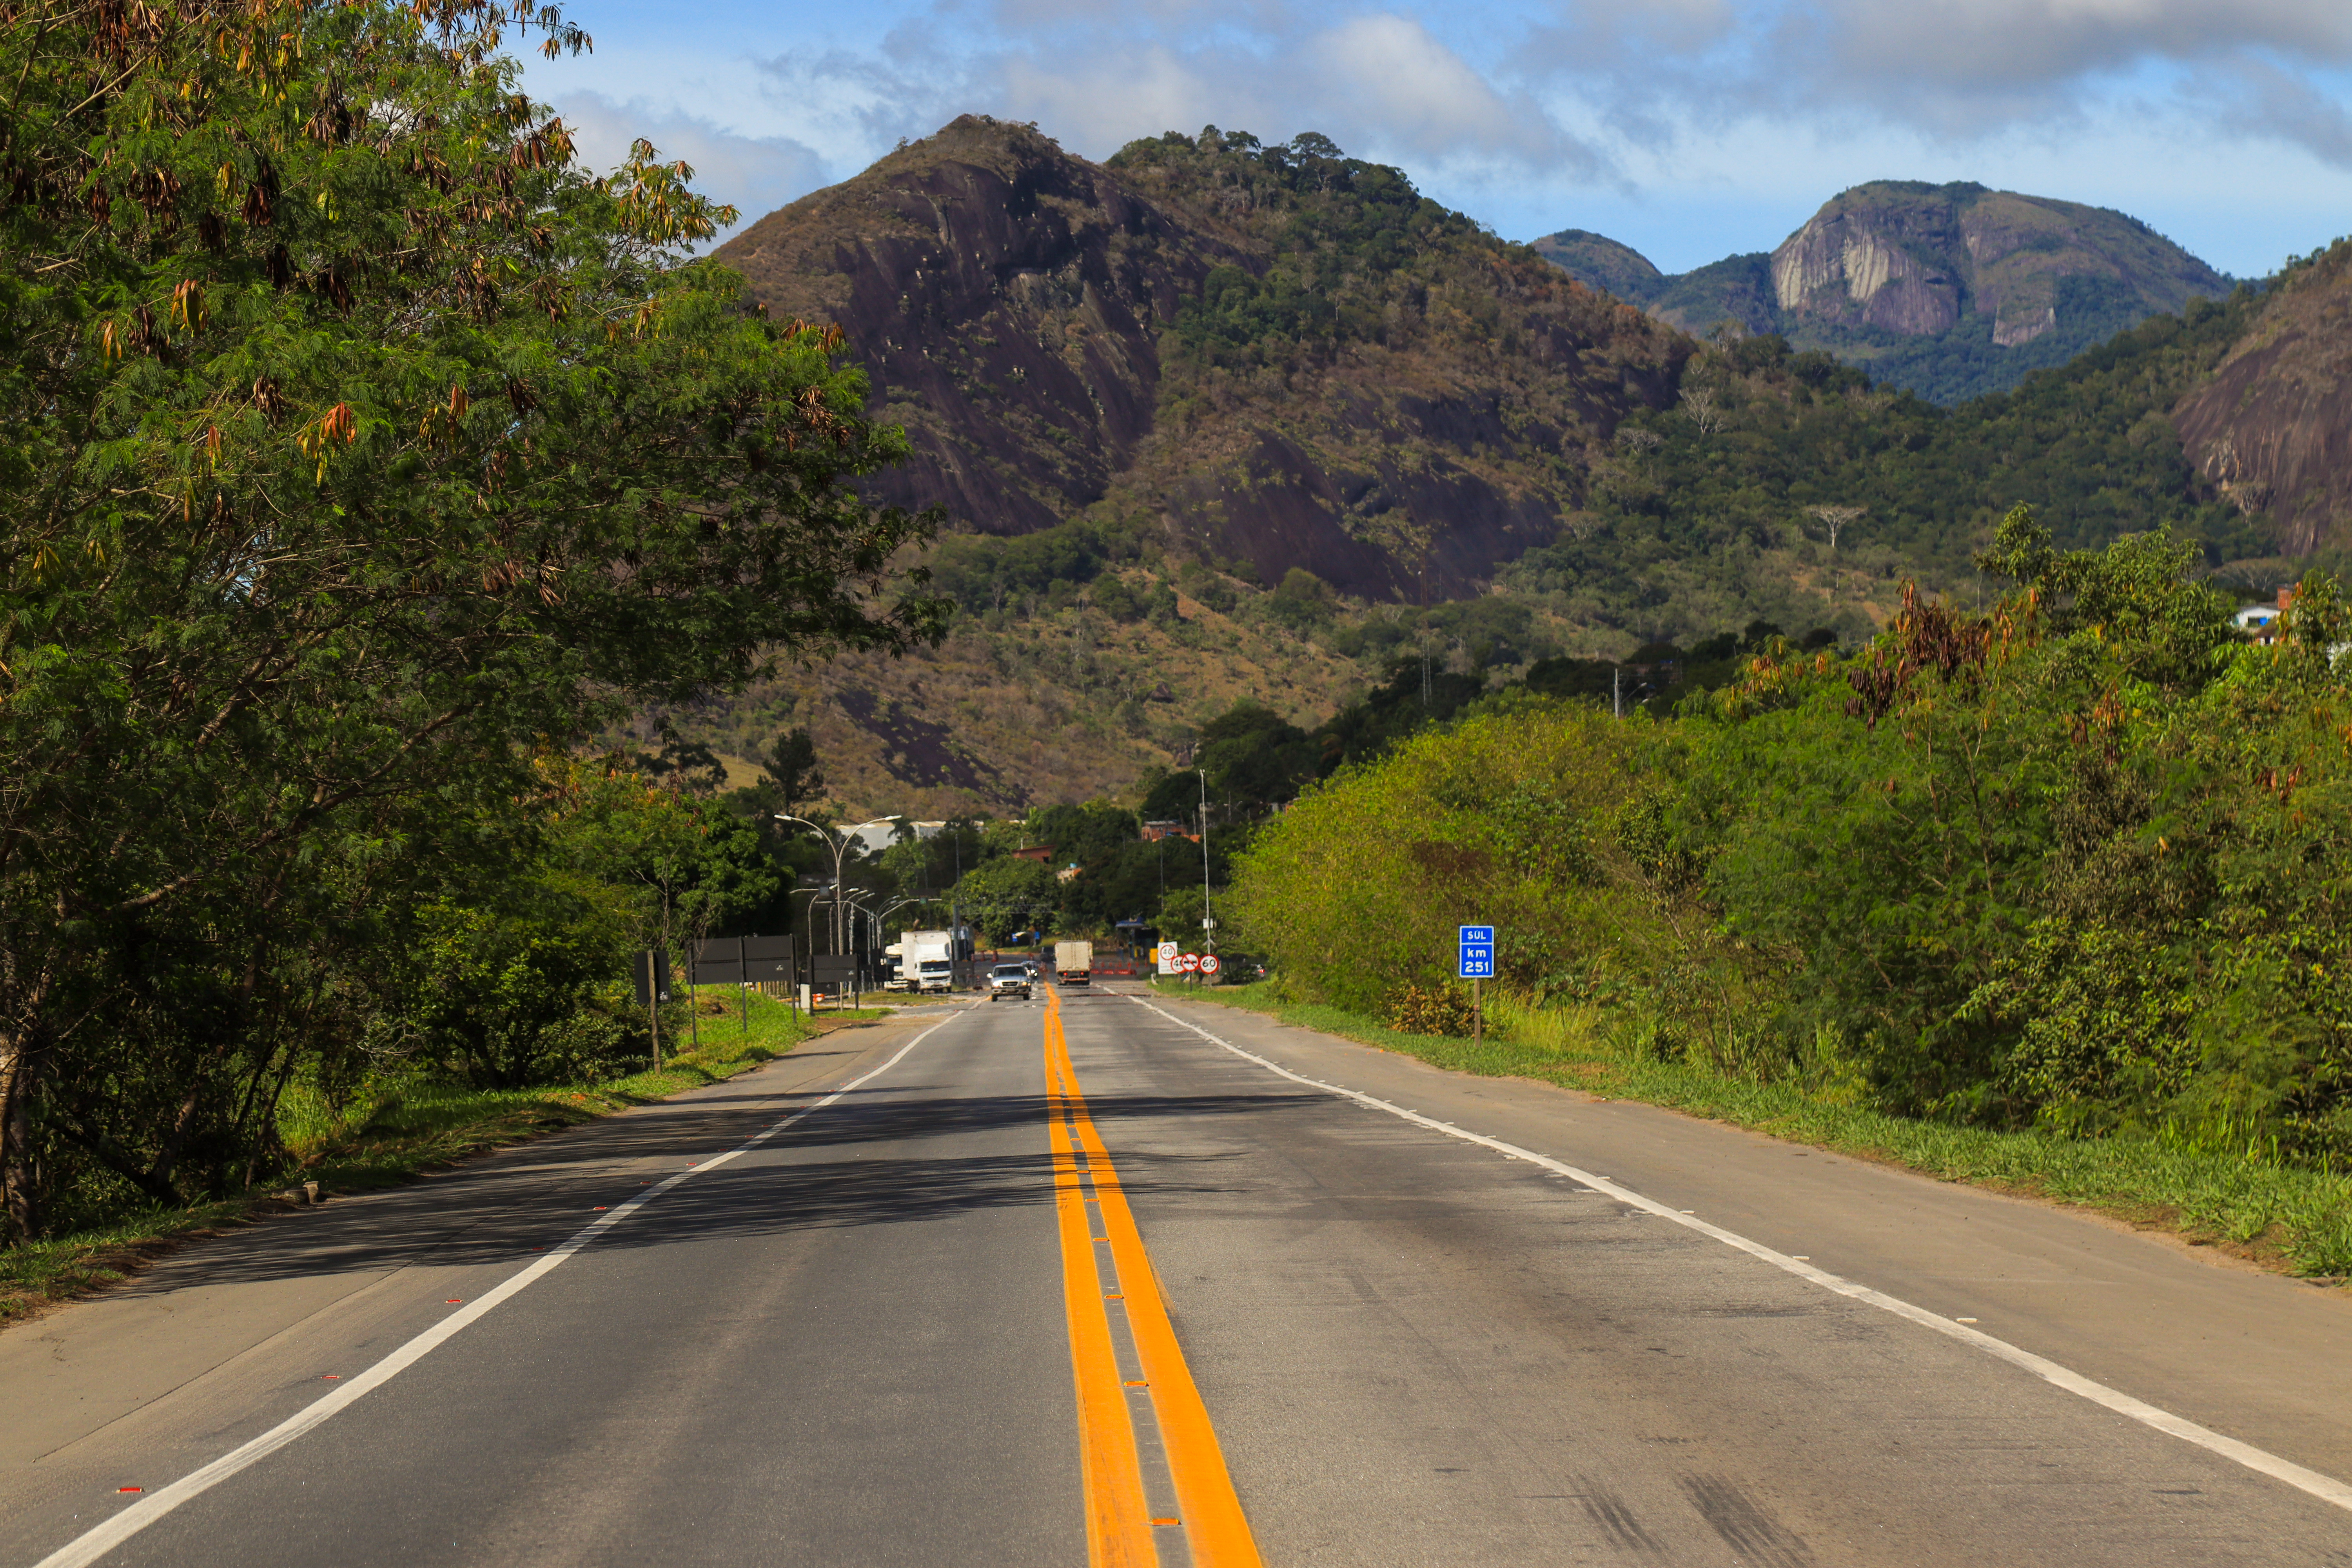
[5,985,2349,1565]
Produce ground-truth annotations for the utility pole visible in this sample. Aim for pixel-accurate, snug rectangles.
[1199,768,1214,958]
[1613,665,1622,720]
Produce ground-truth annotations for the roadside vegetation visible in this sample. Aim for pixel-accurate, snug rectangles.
[0,1,944,1254]
[0,989,849,1325]
[1215,511,2352,1276]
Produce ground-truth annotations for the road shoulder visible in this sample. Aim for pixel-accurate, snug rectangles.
[1132,985,2352,1487]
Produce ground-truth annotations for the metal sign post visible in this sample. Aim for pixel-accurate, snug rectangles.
[1458,925,1494,1045]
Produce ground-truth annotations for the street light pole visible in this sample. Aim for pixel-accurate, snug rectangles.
[775,815,892,958]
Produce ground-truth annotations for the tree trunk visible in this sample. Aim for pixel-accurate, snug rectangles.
[0,1028,42,1243]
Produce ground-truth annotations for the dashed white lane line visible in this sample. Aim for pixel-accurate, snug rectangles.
[1128,995,2352,1517]
[33,1018,958,1568]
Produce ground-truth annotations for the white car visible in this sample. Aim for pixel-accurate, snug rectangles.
[989,964,1033,1000]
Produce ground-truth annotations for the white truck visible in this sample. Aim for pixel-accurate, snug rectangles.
[899,929,955,994]
[1054,940,1093,987]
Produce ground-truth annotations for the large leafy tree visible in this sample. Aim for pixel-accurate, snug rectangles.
[0,0,944,1237]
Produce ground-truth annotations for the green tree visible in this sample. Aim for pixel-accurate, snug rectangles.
[0,0,944,1239]
[953,857,1058,945]
[762,728,829,816]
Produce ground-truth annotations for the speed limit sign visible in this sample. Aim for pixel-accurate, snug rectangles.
[1177,952,1201,973]
[1199,954,1222,976]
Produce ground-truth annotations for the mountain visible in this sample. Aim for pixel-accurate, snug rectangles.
[1527,229,1660,302]
[2174,240,2352,559]
[666,125,2347,821]
[1535,182,2235,403]
[715,116,1690,601]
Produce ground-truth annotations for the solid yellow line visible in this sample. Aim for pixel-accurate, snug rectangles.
[1049,998,1157,1567]
[1047,990,1265,1568]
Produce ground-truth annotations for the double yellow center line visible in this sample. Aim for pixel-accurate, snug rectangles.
[1045,988,1262,1568]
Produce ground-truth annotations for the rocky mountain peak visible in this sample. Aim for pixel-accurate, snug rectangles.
[2173,240,2352,557]
[714,119,1688,598]
[1768,181,2228,349]
[715,115,1244,537]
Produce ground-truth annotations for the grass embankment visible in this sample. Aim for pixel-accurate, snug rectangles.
[0,989,873,1327]
[1159,979,2352,1281]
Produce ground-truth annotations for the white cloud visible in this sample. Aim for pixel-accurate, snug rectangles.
[519,0,2352,279]
[1312,15,1570,164]
[552,92,832,241]
[993,45,1218,152]
[758,5,1606,180]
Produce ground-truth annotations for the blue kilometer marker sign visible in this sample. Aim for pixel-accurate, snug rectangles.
[1458,924,1495,979]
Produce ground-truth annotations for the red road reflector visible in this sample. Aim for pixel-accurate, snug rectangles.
[320,1374,341,1381]
[593,1205,608,1210]
[116,1486,142,1494]
[445,1298,463,1305]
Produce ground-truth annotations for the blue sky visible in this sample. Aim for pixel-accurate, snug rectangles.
[521,0,2352,279]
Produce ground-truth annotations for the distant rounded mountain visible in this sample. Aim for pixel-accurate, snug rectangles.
[1533,181,2237,404]
[1526,230,1661,304]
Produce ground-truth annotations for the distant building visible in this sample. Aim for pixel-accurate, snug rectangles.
[2238,587,2296,644]
[1010,844,1056,863]
[846,819,948,855]
[1140,820,1198,843]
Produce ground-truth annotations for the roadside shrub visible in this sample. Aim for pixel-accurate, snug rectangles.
[1389,982,1474,1036]
[1227,697,1668,1013]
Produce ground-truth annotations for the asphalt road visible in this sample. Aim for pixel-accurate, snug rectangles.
[4,985,2350,1566]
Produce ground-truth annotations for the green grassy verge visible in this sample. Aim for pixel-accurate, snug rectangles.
[1159,980,2352,1281]
[1,989,853,1327]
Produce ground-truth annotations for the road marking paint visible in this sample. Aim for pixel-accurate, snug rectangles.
[30,1017,958,1568]
[1049,1031,1155,1568]
[1048,990,1264,1568]
[1129,995,2352,1518]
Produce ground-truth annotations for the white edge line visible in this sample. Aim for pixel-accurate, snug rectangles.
[34,1018,955,1568]
[1126,994,2352,1515]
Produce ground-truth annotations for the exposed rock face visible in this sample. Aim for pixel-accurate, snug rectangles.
[1771,194,1965,335]
[1769,182,2228,347]
[1539,184,2233,401]
[716,117,1689,599]
[717,117,1245,536]
[2174,243,2352,556]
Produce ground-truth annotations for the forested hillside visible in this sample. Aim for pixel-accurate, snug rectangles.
[666,248,2322,821]
[717,117,1689,601]
[684,125,2338,819]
